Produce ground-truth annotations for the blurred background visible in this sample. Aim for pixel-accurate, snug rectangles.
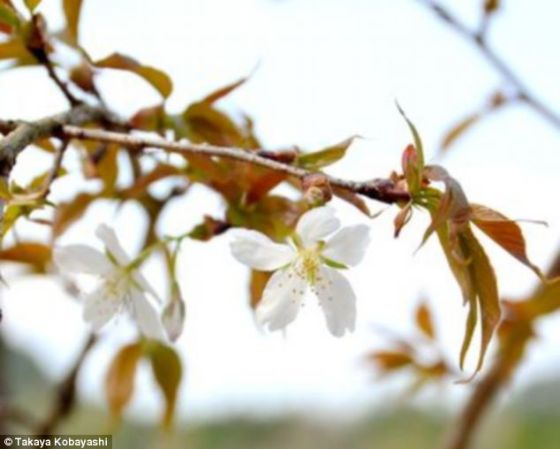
[1,0,560,447]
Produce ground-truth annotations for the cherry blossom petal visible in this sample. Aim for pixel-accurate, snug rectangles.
[322,224,370,266]
[132,271,161,302]
[95,224,130,266]
[83,285,120,330]
[256,266,307,331]
[54,245,112,275]
[130,289,165,340]
[296,207,340,246]
[230,229,295,271]
[315,266,356,337]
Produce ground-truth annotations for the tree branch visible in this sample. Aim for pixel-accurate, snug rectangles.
[58,125,410,205]
[0,105,112,176]
[417,0,560,129]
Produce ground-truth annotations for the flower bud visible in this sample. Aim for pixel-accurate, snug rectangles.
[302,173,332,207]
[162,287,186,342]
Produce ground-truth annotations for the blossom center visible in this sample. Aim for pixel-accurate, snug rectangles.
[295,246,322,285]
[103,270,130,300]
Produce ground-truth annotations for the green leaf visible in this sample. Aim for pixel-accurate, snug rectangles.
[0,3,20,34]
[147,342,182,429]
[23,0,41,12]
[436,223,501,375]
[95,53,173,98]
[105,342,143,423]
[63,0,83,45]
[396,102,424,174]
[419,165,470,249]
[297,137,356,170]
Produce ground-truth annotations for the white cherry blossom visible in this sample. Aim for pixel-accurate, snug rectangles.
[54,224,164,340]
[230,207,370,337]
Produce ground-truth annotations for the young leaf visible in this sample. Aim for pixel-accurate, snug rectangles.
[401,143,421,194]
[0,3,20,34]
[201,76,248,105]
[0,242,51,272]
[52,193,96,237]
[440,114,480,152]
[63,0,83,45]
[394,202,413,237]
[461,228,501,375]
[420,165,470,248]
[23,0,41,12]
[396,103,424,174]
[95,53,173,98]
[470,203,543,279]
[332,185,371,217]
[370,350,413,372]
[147,343,182,429]
[105,342,143,423]
[297,137,357,171]
[415,301,435,339]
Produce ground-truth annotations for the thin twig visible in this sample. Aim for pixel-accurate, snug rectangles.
[59,125,410,204]
[0,105,110,176]
[25,14,80,106]
[417,0,560,129]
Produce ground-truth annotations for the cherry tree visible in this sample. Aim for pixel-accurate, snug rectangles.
[0,1,558,448]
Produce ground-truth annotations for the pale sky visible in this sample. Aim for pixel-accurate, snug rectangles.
[1,0,560,424]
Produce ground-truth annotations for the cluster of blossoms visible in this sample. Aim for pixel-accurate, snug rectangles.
[55,207,369,339]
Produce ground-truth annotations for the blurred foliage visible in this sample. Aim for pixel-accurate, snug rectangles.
[2,342,560,449]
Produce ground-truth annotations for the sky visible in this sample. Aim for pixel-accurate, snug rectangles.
[1,0,560,424]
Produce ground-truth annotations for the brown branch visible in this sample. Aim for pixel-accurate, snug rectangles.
[36,335,96,436]
[417,0,560,129]
[0,105,112,176]
[56,125,410,205]
[27,14,80,107]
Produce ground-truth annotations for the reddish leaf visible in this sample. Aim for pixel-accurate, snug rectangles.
[201,76,248,105]
[415,301,435,339]
[95,53,173,98]
[332,186,371,217]
[105,343,143,422]
[0,242,51,272]
[52,193,96,237]
[394,202,413,237]
[470,203,543,279]
[370,351,413,372]
[128,104,166,131]
[440,114,480,152]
